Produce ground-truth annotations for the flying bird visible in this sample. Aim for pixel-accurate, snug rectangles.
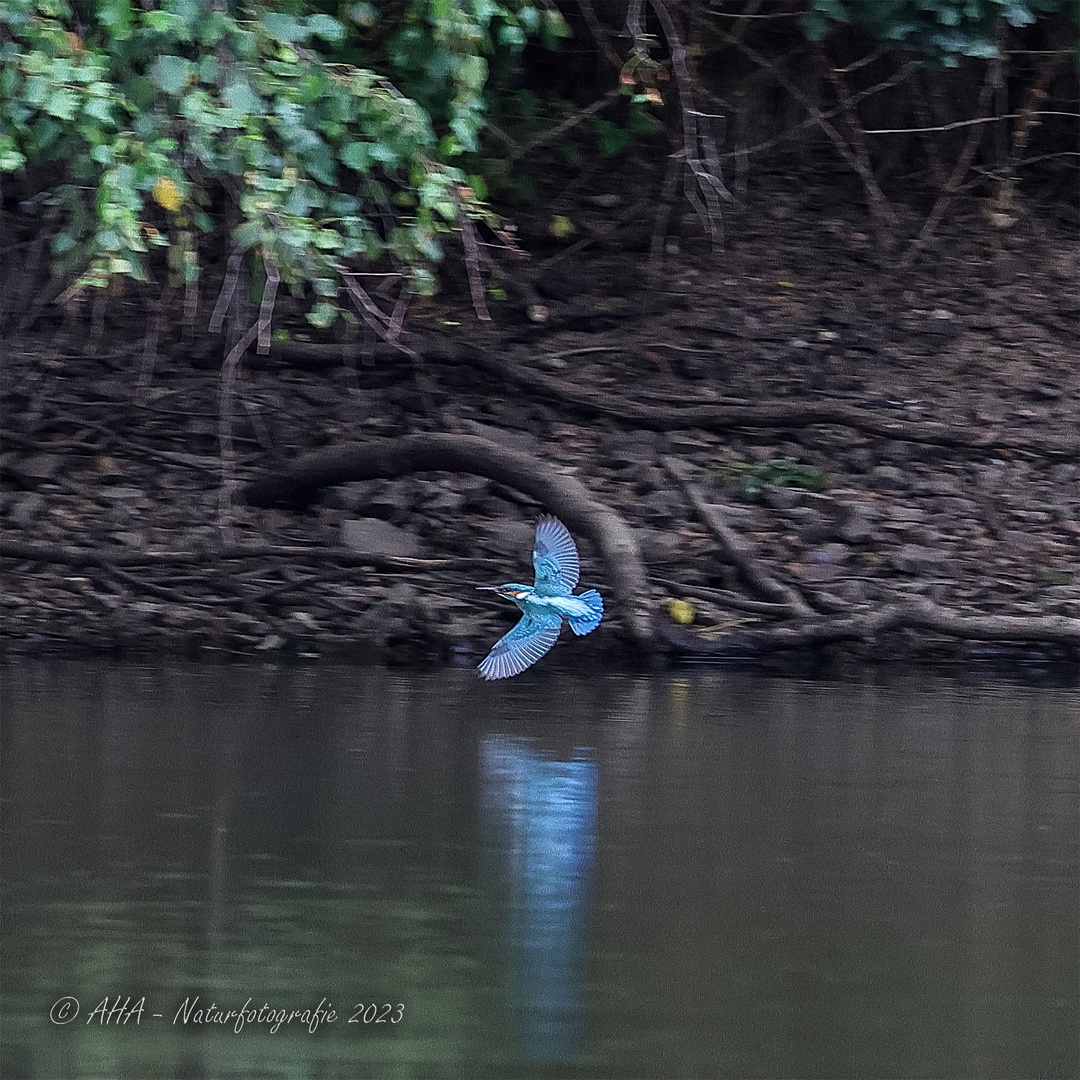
[477,516,604,679]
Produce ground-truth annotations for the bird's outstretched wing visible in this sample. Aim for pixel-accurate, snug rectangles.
[478,609,562,680]
[531,516,579,596]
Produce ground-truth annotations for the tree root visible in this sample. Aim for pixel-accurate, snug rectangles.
[463,345,1077,458]
[664,456,815,617]
[0,538,469,571]
[237,337,1076,459]
[657,598,1080,658]
[241,433,656,657]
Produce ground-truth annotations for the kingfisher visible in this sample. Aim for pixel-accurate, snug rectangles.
[477,516,604,679]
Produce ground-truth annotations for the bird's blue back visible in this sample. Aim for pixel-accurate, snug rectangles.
[531,516,579,597]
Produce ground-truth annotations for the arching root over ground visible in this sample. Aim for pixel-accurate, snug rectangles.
[243,434,1080,669]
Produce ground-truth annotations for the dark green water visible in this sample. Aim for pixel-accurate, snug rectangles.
[2,662,1077,1079]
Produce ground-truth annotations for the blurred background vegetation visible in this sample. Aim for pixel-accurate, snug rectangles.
[1,0,1076,336]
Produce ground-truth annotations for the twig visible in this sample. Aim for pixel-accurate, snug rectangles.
[649,151,682,281]
[134,294,164,407]
[647,0,733,250]
[506,90,622,164]
[208,246,244,333]
[900,68,997,267]
[717,29,896,248]
[579,0,623,69]
[862,110,1076,135]
[653,577,795,616]
[816,42,898,244]
[256,253,280,354]
[217,319,261,538]
[537,198,651,270]
[89,559,223,605]
[0,537,476,571]
[340,273,444,426]
[386,279,412,342]
[458,210,491,322]
[663,457,814,617]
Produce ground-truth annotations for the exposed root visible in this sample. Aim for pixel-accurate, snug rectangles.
[242,433,656,658]
[657,598,1080,657]
[463,343,1078,457]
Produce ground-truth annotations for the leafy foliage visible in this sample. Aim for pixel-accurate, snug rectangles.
[0,0,564,324]
[803,0,1074,65]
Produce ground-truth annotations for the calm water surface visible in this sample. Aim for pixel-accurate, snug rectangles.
[1,662,1077,1079]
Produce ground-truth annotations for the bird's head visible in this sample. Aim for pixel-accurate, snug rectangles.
[477,583,533,603]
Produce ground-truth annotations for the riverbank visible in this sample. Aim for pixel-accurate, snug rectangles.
[2,178,1078,676]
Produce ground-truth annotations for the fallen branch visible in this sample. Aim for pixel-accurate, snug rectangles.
[241,433,655,656]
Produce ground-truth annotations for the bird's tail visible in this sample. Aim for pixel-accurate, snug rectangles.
[569,589,604,636]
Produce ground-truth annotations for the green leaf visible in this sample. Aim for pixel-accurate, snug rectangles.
[307,14,345,43]
[82,97,114,124]
[349,2,377,28]
[25,75,49,108]
[51,232,76,255]
[465,173,487,200]
[341,142,373,171]
[222,79,261,116]
[498,24,526,47]
[329,192,360,214]
[44,87,79,120]
[149,55,192,95]
[264,13,307,42]
[307,300,338,327]
[543,9,572,39]
[594,118,630,157]
[234,219,262,248]
[98,0,133,39]
[197,10,237,45]
[459,54,487,91]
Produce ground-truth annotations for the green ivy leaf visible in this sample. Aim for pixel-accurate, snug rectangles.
[307,300,337,327]
[0,145,27,172]
[149,55,192,95]
[307,14,345,43]
[222,79,262,115]
[98,0,133,39]
[264,13,307,43]
[44,87,80,120]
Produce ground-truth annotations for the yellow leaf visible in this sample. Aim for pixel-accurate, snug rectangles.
[666,598,695,625]
[152,177,183,213]
[548,215,575,240]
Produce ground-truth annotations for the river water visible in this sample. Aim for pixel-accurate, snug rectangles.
[2,662,1076,1079]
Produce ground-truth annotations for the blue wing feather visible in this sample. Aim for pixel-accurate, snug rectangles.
[531,516,579,596]
[478,609,562,680]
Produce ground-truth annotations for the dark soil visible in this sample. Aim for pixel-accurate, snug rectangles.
[2,177,1078,677]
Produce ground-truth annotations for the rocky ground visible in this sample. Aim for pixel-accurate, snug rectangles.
[2,177,1078,677]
